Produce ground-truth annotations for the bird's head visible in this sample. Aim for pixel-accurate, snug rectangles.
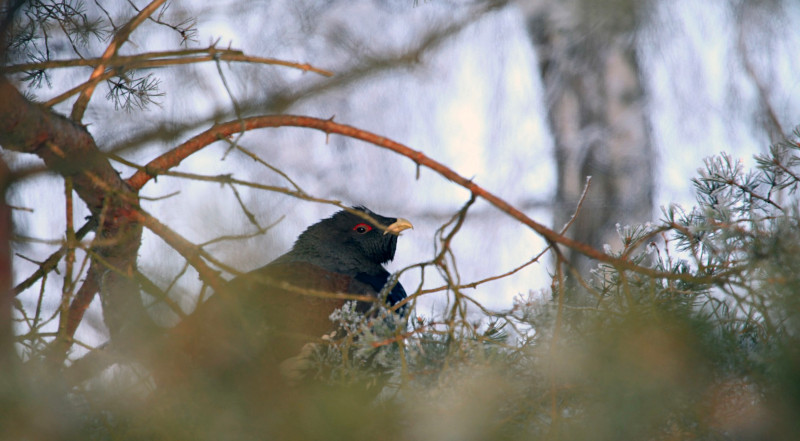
[288,206,413,275]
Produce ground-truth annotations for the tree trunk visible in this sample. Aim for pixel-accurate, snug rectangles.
[526,2,654,295]
[0,77,151,359]
[0,155,15,374]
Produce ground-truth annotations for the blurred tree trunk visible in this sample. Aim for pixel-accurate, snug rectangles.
[524,1,654,292]
[0,155,14,372]
[0,154,21,434]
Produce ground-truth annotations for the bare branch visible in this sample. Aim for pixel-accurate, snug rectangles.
[13,220,95,296]
[126,114,733,284]
[4,48,335,76]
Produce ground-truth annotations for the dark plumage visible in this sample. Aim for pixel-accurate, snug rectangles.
[265,206,410,308]
[158,206,412,389]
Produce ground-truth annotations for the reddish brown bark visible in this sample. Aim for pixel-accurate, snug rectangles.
[0,155,15,373]
[0,77,146,357]
[128,115,709,283]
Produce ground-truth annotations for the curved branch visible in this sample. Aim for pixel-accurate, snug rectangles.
[127,114,728,283]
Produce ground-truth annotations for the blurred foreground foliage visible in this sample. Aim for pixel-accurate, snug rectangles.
[2,1,799,439]
[4,131,800,440]
[2,131,800,440]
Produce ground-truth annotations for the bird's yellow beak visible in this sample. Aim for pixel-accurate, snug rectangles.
[384,218,413,236]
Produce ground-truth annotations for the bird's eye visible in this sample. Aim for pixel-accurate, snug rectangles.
[353,223,372,234]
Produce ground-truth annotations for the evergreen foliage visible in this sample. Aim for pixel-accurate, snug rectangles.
[2,1,800,439]
[266,130,799,441]
[20,131,797,440]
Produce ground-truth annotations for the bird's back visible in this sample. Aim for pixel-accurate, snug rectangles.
[158,261,383,387]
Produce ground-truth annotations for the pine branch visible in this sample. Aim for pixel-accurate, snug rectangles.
[70,0,167,121]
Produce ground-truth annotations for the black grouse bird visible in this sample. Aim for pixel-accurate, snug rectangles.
[158,206,412,389]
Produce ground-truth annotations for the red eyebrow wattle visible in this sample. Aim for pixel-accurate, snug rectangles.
[353,223,372,232]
